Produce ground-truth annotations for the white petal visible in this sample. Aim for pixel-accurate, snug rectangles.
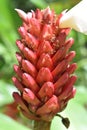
[59,0,87,34]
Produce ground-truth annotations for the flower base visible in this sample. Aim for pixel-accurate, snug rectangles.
[33,120,51,130]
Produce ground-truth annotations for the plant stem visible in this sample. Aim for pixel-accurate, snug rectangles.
[33,120,51,130]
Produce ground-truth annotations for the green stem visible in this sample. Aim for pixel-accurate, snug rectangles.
[33,120,51,130]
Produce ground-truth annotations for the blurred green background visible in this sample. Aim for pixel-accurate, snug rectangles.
[0,0,87,130]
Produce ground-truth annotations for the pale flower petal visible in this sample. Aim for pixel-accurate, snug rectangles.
[59,0,87,34]
[15,9,27,22]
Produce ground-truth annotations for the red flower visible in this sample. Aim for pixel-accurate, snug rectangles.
[12,7,77,122]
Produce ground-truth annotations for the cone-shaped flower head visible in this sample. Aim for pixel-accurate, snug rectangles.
[13,7,77,122]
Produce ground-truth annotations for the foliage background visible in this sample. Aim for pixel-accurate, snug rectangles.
[0,0,87,130]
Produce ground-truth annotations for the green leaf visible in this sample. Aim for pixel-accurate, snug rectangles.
[29,0,48,8]
[75,86,87,105]
[0,80,17,107]
[77,59,87,70]
[0,114,31,130]
[0,0,18,80]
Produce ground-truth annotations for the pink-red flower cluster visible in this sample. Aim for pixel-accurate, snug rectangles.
[12,7,77,121]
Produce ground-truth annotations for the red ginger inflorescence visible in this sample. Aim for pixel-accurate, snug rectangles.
[12,7,77,122]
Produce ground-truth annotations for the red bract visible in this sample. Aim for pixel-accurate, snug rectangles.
[12,7,77,122]
[4,101,19,120]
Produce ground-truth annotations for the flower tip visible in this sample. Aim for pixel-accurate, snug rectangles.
[15,8,19,12]
[15,8,23,14]
[15,8,27,22]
